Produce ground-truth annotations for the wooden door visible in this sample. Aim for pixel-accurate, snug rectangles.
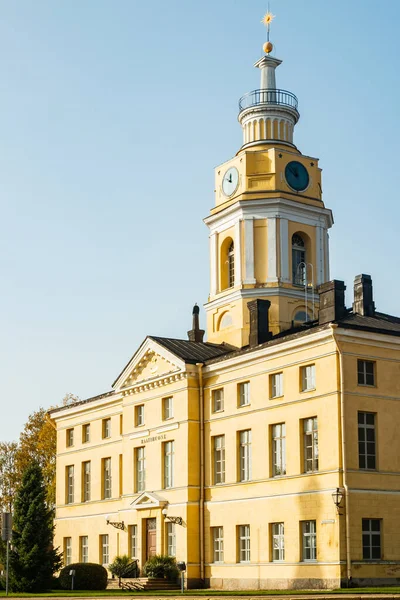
[146,518,157,559]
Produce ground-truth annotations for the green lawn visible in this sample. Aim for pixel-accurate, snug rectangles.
[1,589,400,597]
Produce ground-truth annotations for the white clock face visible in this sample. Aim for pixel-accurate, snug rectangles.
[222,167,239,197]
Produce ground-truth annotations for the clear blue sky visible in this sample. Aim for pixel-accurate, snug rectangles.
[1,0,399,441]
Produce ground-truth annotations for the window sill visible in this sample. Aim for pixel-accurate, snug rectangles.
[300,387,316,393]
[357,383,376,388]
[238,404,251,409]
[212,410,224,414]
[163,417,174,421]
[270,395,284,400]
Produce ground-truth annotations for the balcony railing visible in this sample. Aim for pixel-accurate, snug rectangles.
[239,88,298,112]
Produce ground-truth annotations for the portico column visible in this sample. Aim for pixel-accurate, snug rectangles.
[280,218,290,282]
[210,232,218,296]
[234,220,242,286]
[315,225,325,285]
[244,218,256,284]
[267,217,278,282]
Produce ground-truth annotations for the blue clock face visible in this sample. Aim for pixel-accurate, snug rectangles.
[285,161,309,192]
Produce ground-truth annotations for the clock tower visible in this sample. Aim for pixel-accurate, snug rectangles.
[204,17,333,348]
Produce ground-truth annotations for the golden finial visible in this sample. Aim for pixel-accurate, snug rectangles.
[261,7,275,54]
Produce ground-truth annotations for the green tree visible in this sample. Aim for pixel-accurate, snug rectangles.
[9,461,62,592]
[0,441,18,512]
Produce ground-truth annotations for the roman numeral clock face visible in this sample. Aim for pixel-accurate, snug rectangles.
[222,167,239,197]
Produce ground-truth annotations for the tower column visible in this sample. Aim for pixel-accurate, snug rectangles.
[234,220,242,286]
[316,225,325,285]
[210,232,218,296]
[244,218,256,284]
[279,218,290,283]
[267,218,278,282]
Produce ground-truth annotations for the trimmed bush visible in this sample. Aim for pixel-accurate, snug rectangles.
[58,562,108,590]
[143,555,179,581]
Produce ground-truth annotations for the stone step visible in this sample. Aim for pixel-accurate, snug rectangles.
[107,577,180,591]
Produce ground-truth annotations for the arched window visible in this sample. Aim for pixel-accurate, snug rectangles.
[294,310,311,325]
[228,241,235,288]
[292,234,306,285]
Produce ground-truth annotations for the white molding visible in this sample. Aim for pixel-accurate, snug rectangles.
[210,232,218,296]
[234,220,242,285]
[267,217,278,282]
[244,218,256,284]
[130,431,149,440]
[156,423,179,434]
[204,285,319,312]
[280,217,290,282]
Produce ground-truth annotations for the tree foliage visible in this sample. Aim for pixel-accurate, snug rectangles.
[9,462,62,592]
[0,441,18,512]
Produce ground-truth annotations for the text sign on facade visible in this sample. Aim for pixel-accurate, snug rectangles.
[141,434,167,444]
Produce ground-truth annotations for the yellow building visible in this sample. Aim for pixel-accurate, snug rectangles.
[50,28,400,590]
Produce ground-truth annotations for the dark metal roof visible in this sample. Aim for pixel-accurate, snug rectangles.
[149,336,232,363]
[49,391,115,416]
[336,311,400,336]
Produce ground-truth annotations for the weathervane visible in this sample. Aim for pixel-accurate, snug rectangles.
[261,5,275,54]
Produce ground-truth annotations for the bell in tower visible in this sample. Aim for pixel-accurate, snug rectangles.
[204,13,333,348]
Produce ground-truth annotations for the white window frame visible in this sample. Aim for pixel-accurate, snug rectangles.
[129,524,138,558]
[303,417,318,473]
[239,430,252,482]
[64,537,72,566]
[136,447,146,492]
[163,397,173,420]
[164,441,174,489]
[271,523,285,562]
[82,423,90,443]
[301,364,316,391]
[270,372,283,398]
[103,457,112,499]
[136,405,145,427]
[103,418,111,439]
[357,359,375,386]
[66,465,74,504]
[82,461,91,502]
[166,522,176,557]
[302,520,317,561]
[238,524,250,563]
[66,428,74,447]
[272,423,286,477]
[101,534,109,565]
[358,412,376,470]
[238,382,250,407]
[362,518,381,560]
[80,535,88,563]
[212,388,224,413]
[212,526,224,563]
[214,435,225,485]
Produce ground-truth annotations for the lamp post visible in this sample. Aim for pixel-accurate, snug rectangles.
[161,508,183,526]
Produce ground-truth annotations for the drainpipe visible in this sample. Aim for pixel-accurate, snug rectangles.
[196,363,205,586]
[331,324,351,586]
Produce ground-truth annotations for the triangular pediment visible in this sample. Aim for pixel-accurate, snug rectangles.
[130,491,167,509]
[113,337,186,392]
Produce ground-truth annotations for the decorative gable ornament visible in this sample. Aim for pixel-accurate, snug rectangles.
[130,491,168,510]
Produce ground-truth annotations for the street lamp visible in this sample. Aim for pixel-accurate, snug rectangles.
[162,508,183,526]
[331,488,344,514]
[105,514,125,530]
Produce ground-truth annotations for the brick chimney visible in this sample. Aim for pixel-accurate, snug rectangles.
[187,304,205,343]
[352,274,375,316]
[318,280,346,325]
[248,299,272,348]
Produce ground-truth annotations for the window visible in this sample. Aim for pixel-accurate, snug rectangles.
[212,526,224,563]
[66,428,74,447]
[82,423,90,443]
[270,372,283,398]
[271,523,285,561]
[135,405,145,427]
[301,364,316,391]
[80,536,88,563]
[301,520,317,561]
[100,534,109,565]
[213,435,225,484]
[103,458,112,499]
[129,525,138,558]
[120,414,123,435]
[163,397,173,420]
[303,417,318,472]
[238,525,250,562]
[358,360,375,386]
[64,537,72,566]
[362,519,381,560]
[135,447,146,492]
[272,423,286,476]
[166,522,176,557]
[212,388,224,412]
[294,311,311,325]
[238,382,250,407]
[228,241,235,288]
[239,430,252,482]
[102,418,111,439]
[82,461,91,502]
[292,233,306,285]
[164,441,174,489]
[358,412,376,470]
[66,465,74,504]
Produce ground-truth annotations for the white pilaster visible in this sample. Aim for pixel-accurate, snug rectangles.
[315,226,324,285]
[210,232,218,297]
[325,231,330,281]
[267,218,278,282]
[234,220,242,286]
[280,218,290,282]
[244,218,256,284]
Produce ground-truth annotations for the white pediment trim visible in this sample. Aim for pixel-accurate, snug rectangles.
[112,337,186,392]
[130,491,168,510]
